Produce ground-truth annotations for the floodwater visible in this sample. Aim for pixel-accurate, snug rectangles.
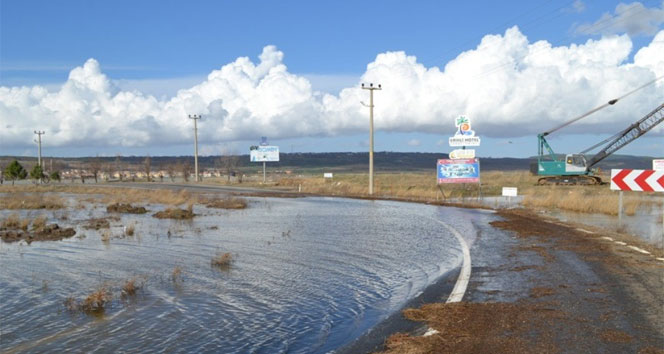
[0,196,485,353]
[477,196,663,248]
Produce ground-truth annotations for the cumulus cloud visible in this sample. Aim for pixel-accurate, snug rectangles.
[575,1,664,36]
[1,27,663,150]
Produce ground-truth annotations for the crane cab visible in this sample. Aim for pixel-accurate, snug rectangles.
[565,154,587,173]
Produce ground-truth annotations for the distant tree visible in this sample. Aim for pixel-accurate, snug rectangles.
[103,162,113,181]
[0,164,4,185]
[144,156,152,182]
[90,156,102,183]
[220,152,239,183]
[50,171,61,182]
[30,164,45,184]
[115,154,123,181]
[5,160,27,185]
[165,164,176,182]
[180,162,191,182]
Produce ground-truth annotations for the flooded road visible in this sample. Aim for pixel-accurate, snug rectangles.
[0,196,493,353]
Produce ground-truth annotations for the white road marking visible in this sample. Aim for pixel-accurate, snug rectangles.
[627,246,651,255]
[434,220,471,303]
[656,258,664,262]
[600,236,614,241]
[614,241,627,246]
[576,228,594,234]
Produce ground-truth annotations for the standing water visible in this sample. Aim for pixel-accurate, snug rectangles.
[0,196,480,353]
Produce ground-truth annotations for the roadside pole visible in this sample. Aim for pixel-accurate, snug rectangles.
[263,161,266,183]
[361,83,381,195]
[188,114,201,183]
[618,191,623,228]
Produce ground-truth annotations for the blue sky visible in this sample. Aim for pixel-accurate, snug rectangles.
[1,0,663,158]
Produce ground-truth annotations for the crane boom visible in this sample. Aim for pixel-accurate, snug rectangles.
[586,102,664,169]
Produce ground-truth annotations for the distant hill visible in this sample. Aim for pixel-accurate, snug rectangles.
[1,152,658,173]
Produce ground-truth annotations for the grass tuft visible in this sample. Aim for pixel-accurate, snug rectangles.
[211,252,233,268]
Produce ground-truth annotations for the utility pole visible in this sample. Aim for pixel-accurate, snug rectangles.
[188,114,201,182]
[361,83,381,195]
[34,131,45,168]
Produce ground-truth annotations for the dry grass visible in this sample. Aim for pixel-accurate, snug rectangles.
[101,230,112,242]
[121,278,142,297]
[65,286,112,313]
[153,208,194,219]
[204,196,248,209]
[172,266,182,282]
[0,185,198,206]
[124,222,135,236]
[2,213,24,229]
[31,215,47,230]
[81,286,112,312]
[211,252,233,268]
[522,188,651,216]
[0,192,64,210]
[276,171,538,201]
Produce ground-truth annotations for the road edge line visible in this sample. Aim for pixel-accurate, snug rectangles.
[435,220,472,303]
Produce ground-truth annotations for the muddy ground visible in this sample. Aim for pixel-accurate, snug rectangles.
[376,209,664,354]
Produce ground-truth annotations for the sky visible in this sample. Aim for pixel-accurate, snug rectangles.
[1,0,663,158]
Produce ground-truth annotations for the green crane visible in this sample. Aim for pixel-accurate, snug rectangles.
[534,101,664,185]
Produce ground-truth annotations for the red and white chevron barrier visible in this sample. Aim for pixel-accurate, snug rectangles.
[610,169,664,192]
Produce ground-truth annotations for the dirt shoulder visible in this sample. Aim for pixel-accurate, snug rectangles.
[377,209,664,354]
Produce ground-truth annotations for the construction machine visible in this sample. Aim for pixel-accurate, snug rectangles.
[533,101,664,185]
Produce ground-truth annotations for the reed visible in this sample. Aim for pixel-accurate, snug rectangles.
[211,252,233,268]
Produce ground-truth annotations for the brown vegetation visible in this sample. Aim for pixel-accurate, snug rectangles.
[378,302,565,354]
[84,217,111,230]
[211,252,233,268]
[204,196,248,209]
[125,222,135,236]
[172,266,182,282]
[1,219,76,243]
[65,286,113,314]
[153,207,195,219]
[0,192,64,210]
[107,203,148,214]
[121,278,142,297]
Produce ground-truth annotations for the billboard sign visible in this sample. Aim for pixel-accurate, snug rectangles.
[250,146,280,162]
[437,158,480,184]
[449,149,475,159]
[323,173,333,178]
[449,115,481,147]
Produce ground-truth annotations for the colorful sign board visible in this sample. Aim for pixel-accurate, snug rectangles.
[437,158,480,184]
[502,187,518,197]
[250,146,280,162]
[653,159,664,170]
[449,115,480,147]
[610,169,664,192]
[449,149,476,159]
